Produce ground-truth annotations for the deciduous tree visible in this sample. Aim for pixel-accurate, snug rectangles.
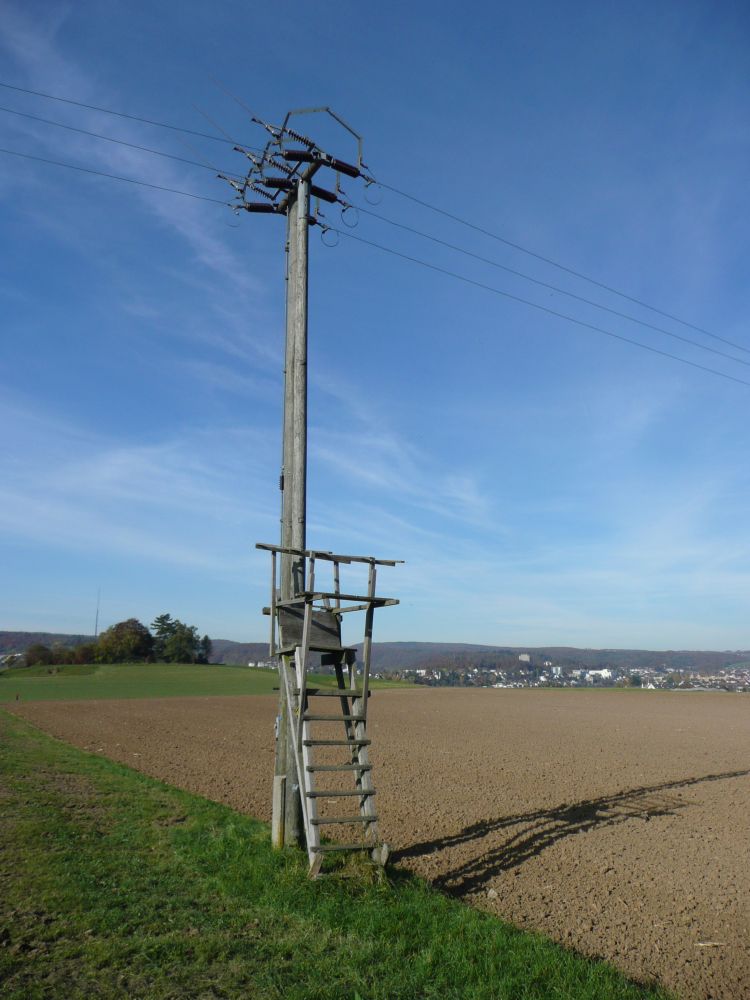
[96,619,154,663]
[24,643,53,667]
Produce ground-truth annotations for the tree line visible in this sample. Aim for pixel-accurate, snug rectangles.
[22,614,212,667]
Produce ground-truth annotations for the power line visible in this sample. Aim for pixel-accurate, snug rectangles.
[354,205,750,367]
[1,80,739,359]
[332,228,750,390]
[0,80,260,151]
[8,101,741,370]
[3,138,745,390]
[0,147,230,205]
[378,181,735,351]
[0,103,242,177]
[0,94,750,387]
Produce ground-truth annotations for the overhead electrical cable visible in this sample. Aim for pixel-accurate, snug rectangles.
[0,79,740,359]
[332,228,750,390]
[354,205,750,368]
[0,80,260,151]
[378,181,738,352]
[0,104,242,178]
[0,147,230,205]
[9,103,738,367]
[2,141,746,390]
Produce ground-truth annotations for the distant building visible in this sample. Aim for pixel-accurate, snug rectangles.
[586,668,613,682]
[518,653,531,663]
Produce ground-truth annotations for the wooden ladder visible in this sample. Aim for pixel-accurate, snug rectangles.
[279,647,386,877]
[258,543,400,877]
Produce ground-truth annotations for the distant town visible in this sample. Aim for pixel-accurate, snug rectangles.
[376,654,750,692]
[245,650,750,693]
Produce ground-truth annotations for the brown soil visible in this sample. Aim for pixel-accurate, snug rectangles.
[11,689,750,1000]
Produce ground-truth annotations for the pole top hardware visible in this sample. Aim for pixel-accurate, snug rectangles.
[278,107,364,168]
[219,106,376,222]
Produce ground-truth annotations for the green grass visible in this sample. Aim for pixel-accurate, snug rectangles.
[0,711,671,1000]
[1,663,99,678]
[0,662,414,703]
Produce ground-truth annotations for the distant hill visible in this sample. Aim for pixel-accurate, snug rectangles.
[359,641,502,671]
[0,632,94,655]
[2,632,748,673]
[368,644,750,674]
[210,639,269,664]
[204,638,750,674]
[520,647,750,673]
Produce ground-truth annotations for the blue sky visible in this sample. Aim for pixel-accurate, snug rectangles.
[1,0,749,648]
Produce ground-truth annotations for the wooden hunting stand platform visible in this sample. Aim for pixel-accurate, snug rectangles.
[257,542,400,877]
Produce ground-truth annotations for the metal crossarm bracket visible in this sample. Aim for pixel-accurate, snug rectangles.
[218,105,375,224]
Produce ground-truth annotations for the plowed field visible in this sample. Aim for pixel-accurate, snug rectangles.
[12,689,749,1000]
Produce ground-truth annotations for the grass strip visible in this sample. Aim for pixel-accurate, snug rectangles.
[0,662,414,703]
[0,711,671,1000]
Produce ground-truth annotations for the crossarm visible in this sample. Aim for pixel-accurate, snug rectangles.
[256,542,402,567]
[274,591,398,606]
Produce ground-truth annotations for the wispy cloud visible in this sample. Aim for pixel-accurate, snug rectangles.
[312,428,494,527]
[0,393,277,574]
[0,2,278,365]
[178,359,279,399]
[0,486,235,572]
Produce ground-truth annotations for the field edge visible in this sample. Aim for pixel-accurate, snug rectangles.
[0,708,672,1000]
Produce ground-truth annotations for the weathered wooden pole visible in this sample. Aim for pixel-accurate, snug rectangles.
[289,178,309,592]
[273,177,309,848]
[220,109,370,858]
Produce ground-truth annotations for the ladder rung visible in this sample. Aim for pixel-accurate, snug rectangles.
[311,815,378,825]
[303,739,371,746]
[306,790,376,798]
[314,844,370,852]
[295,689,367,698]
[307,764,372,772]
[303,713,366,722]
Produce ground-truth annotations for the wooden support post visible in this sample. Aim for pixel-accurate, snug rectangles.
[296,600,313,751]
[361,562,376,707]
[271,774,286,849]
[269,550,277,656]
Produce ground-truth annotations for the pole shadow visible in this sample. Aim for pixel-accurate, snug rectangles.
[392,768,750,898]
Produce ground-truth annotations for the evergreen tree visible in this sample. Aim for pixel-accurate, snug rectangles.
[150,613,176,660]
[150,613,208,663]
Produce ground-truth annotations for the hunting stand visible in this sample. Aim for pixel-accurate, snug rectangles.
[258,542,400,877]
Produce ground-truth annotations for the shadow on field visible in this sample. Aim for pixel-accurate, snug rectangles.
[393,768,750,897]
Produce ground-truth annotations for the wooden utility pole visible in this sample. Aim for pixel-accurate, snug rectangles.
[221,106,378,855]
[286,178,309,597]
[275,178,310,846]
